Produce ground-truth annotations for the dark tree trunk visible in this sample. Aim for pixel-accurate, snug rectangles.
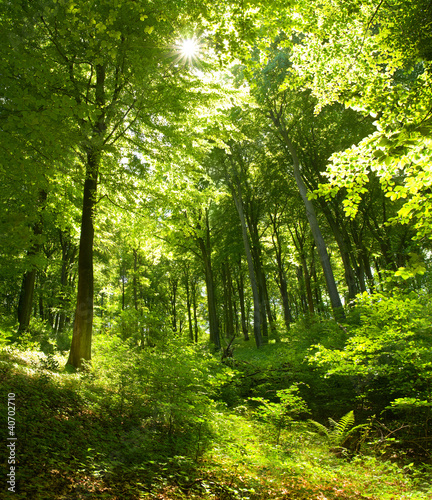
[197,209,220,349]
[232,185,263,348]
[272,117,345,320]
[133,248,139,311]
[317,202,360,300]
[169,277,178,333]
[191,278,199,343]
[17,271,37,333]
[300,252,315,315]
[269,216,293,329]
[67,64,106,369]
[57,231,77,334]
[237,263,249,341]
[296,265,308,314]
[67,155,98,369]
[222,262,235,339]
[17,190,47,334]
[185,275,194,342]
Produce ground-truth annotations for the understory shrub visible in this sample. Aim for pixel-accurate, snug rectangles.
[307,290,432,457]
[89,335,235,458]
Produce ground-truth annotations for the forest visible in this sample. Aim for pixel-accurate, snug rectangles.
[1,0,432,498]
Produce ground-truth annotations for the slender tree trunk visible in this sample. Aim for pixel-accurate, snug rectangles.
[246,210,270,343]
[191,278,199,343]
[226,263,235,338]
[273,118,345,320]
[222,262,235,339]
[299,252,315,315]
[169,277,178,333]
[262,275,280,341]
[197,210,220,349]
[201,251,219,348]
[232,184,263,348]
[185,275,194,342]
[319,203,359,300]
[237,264,249,341]
[270,222,293,329]
[17,271,37,333]
[296,265,308,314]
[17,190,47,334]
[57,231,77,334]
[133,248,139,311]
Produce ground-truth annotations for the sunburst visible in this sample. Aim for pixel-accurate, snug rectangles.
[172,37,202,66]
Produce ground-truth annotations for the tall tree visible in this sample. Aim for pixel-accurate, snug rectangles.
[1,0,235,367]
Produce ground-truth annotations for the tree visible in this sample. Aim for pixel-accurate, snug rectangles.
[1,0,241,367]
[240,45,346,319]
[290,0,432,244]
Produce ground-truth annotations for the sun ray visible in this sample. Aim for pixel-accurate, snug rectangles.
[172,36,202,66]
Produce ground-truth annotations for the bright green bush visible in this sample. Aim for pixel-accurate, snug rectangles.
[307,290,432,455]
[89,335,235,459]
[250,383,310,444]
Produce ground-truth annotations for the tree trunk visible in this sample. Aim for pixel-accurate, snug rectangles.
[273,119,345,320]
[17,189,47,334]
[318,202,359,300]
[67,64,106,369]
[269,216,293,329]
[222,262,235,339]
[237,263,249,341]
[17,271,37,333]
[67,155,98,369]
[299,252,315,315]
[232,184,263,348]
[133,248,139,311]
[197,209,220,349]
[57,231,77,334]
[169,277,178,333]
[185,274,194,342]
[191,278,199,343]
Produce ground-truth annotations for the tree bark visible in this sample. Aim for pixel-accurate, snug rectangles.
[17,271,37,333]
[17,190,47,334]
[270,225,293,328]
[232,183,263,348]
[191,278,199,343]
[318,201,360,300]
[236,264,249,341]
[222,262,235,339]
[272,117,345,320]
[67,154,98,368]
[197,209,220,349]
[185,271,194,343]
[67,64,106,369]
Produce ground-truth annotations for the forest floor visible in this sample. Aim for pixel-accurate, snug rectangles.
[0,346,431,500]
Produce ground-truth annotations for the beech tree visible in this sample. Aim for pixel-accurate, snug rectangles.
[2,0,244,367]
[290,0,432,243]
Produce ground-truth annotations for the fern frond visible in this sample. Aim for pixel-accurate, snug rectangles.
[335,410,355,436]
[307,419,330,437]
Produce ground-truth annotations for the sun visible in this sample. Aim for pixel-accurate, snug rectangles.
[173,37,201,66]
[181,38,199,59]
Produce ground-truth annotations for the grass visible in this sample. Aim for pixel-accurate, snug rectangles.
[0,344,431,499]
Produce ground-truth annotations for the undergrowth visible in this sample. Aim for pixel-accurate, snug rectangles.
[0,337,431,499]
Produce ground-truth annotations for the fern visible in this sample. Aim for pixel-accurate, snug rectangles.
[334,410,355,438]
[307,419,330,438]
[309,411,357,447]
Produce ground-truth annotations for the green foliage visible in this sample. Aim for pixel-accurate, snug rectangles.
[308,290,432,452]
[250,383,310,444]
[308,410,372,455]
[1,342,431,499]
[90,335,234,455]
